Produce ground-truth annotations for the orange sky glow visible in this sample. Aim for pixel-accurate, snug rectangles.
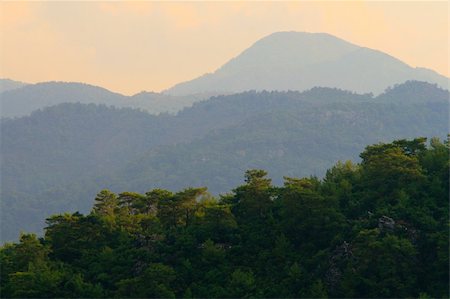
[0,1,448,95]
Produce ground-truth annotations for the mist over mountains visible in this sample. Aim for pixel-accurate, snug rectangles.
[1,81,449,242]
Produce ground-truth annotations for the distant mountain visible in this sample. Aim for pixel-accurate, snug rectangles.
[165,31,449,95]
[0,81,203,118]
[0,82,125,118]
[1,81,448,242]
[0,78,28,93]
[3,32,448,118]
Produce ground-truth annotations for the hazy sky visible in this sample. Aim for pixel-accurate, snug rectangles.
[1,1,448,95]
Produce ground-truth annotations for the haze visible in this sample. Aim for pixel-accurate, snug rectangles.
[0,1,448,95]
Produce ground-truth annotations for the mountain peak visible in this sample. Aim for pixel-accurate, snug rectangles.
[217,31,359,74]
[165,31,448,96]
[256,31,354,44]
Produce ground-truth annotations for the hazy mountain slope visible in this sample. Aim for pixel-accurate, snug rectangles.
[1,103,166,242]
[2,93,301,199]
[166,32,449,95]
[2,95,310,241]
[0,82,127,118]
[0,81,204,118]
[119,94,448,195]
[1,81,448,242]
[1,104,171,194]
[0,78,28,93]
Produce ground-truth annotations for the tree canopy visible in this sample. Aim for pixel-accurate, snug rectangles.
[1,137,448,298]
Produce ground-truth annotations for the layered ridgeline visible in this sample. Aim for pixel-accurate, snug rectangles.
[2,32,448,118]
[1,81,448,242]
[0,79,28,93]
[166,31,448,96]
[1,138,448,298]
[0,82,204,118]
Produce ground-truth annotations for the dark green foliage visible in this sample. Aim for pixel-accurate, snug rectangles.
[1,137,448,298]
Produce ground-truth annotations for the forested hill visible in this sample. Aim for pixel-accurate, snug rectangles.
[121,83,448,193]
[1,104,162,194]
[1,81,449,242]
[1,138,448,298]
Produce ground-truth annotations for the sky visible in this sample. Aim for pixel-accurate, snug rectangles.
[0,1,448,95]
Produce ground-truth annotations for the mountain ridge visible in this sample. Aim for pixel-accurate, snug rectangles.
[0,78,28,93]
[0,81,204,118]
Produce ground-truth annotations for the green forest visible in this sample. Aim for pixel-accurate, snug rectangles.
[1,137,448,298]
[2,81,448,243]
